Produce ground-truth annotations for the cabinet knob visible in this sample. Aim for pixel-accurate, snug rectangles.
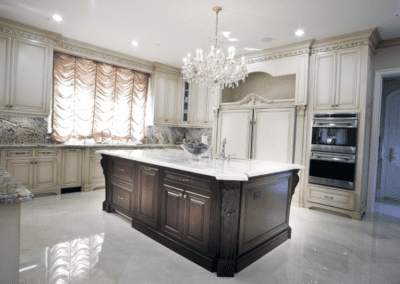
[183,194,187,199]
[118,196,124,200]
[118,168,125,172]
[30,161,33,164]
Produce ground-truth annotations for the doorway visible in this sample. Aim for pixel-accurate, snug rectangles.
[377,79,400,201]
[368,69,400,215]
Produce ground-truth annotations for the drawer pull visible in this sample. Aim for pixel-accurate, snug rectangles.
[30,161,33,164]
[143,167,155,171]
[41,152,52,154]
[325,196,334,200]
[181,178,190,182]
[118,168,125,172]
[69,149,77,152]
[14,152,27,155]
[118,196,124,200]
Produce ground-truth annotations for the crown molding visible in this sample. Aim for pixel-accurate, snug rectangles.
[311,28,382,54]
[0,17,60,45]
[376,36,400,50]
[54,37,154,74]
[237,40,314,64]
[153,62,181,77]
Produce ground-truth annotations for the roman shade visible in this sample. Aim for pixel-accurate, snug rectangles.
[52,52,150,143]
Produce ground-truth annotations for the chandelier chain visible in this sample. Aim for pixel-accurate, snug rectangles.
[215,11,218,45]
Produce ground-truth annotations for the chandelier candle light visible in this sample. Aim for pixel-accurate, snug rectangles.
[182,7,248,90]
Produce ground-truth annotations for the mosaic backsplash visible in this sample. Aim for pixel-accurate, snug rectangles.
[0,115,212,146]
[145,126,212,145]
[0,115,50,145]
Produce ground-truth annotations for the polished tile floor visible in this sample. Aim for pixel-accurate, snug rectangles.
[19,190,400,284]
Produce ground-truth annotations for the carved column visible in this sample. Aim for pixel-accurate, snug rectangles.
[100,154,112,213]
[292,105,307,207]
[287,169,300,239]
[218,181,241,277]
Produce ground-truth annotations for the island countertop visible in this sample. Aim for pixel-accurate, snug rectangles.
[97,149,305,181]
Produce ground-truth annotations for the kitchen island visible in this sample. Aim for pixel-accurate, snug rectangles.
[98,149,304,277]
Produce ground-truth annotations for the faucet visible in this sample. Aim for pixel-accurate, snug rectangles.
[216,138,226,159]
[101,128,111,143]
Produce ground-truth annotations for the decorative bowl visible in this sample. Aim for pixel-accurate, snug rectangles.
[180,144,210,160]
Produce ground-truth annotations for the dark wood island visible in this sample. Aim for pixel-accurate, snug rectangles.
[99,149,304,277]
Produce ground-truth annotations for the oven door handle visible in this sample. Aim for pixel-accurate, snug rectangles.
[313,121,358,128]
[311,154,355,163]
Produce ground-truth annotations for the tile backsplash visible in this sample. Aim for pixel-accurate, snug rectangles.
[0,115,212,146]
[0,115,50,145]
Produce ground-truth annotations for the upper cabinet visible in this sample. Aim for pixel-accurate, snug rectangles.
[313,48,361,111]
[153,72,181,126]
[0,35,53,117]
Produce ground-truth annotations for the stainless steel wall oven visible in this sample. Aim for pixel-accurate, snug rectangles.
[309,113,358,190]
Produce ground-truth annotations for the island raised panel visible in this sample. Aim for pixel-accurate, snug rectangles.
[161,184,184,240]
[136,164,159,229]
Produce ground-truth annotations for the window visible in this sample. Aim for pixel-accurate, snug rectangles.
[51,52,150,144]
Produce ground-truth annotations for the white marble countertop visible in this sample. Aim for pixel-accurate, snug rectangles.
[0,143,180,149]
[97,149,305,181]
[0,167,33,205]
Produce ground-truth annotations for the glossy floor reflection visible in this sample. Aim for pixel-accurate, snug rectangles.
[19,190,400,284]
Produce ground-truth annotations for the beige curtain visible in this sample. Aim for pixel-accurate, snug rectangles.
[52,52,150,143]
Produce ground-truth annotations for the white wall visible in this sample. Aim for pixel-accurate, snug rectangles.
[222,72,296,103]
[374,45,400,71]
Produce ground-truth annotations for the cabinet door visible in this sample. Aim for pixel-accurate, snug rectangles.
[191,86,209,126]
[9,38,51,116]
[136,164,159,229]
[62,149,82,188]
[335,49,361,110]
[154,74,168,125]
[0,35,11,111]
[6,159,33,190]
[217,109,253,159]
[313,53,336,110]
[34,158,58,189]
[166,76,179,124]
[160,184,184,240]
[206,88,218,125]
[182,189,211,253]
[252,108,296,163]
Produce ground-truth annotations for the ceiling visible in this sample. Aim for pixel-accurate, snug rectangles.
[0,0,399,68]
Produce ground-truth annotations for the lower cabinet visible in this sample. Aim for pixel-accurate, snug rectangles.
[6,156,58,194]
[62,149,83,188]
[136,164,159,229]
[161,182,211,253]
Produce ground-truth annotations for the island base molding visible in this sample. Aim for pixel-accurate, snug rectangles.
[100,153,301,277]
[305,201,366,220]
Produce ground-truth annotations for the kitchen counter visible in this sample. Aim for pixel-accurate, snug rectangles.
[0,166,33,283]
[96,149,304,181]
[0,143,179,149]
[0,166,33,205]
[100,149,304,277]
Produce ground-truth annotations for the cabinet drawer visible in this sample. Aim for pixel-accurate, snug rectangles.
[164,171,211,191]
[112,160,134,183]
[308,186,354,210]
[35,149,58,156]
[7,150,33,157]
[112,186,131,212]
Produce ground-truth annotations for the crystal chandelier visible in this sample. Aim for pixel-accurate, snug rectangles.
[182,7,248,89]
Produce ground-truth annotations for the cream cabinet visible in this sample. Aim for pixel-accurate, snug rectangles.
[0,36,53,117]
[154,73,181,126]
[179,83,217,128]
[5,150,59,194]
[62,149,83,188]
[313,48,361,110]
[216,107,296,162]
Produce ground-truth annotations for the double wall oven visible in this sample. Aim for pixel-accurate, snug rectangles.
[309,113,358,190]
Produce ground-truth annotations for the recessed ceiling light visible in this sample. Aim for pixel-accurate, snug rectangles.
[52,14,63,22]
[228,38,239,42]
[295,29,305,37]
[244,47,262,51]
[131,41,139,47]
[261,37,273,42]
[221,31,231,38]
